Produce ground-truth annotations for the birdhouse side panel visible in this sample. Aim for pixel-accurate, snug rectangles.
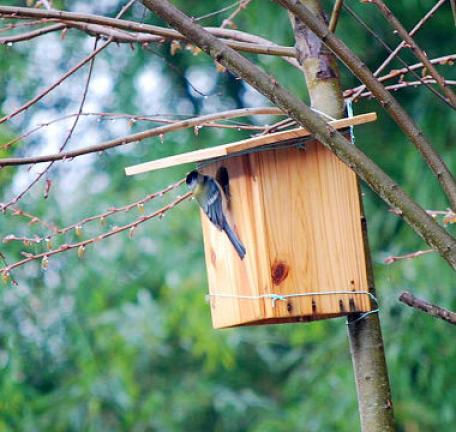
[200,157,272,328]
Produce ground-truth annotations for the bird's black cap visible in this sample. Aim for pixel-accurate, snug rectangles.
[186,170,199,185]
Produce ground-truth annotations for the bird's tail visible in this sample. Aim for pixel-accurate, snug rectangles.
[223,221,246,259]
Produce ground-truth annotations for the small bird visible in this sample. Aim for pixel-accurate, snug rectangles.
[186,170,246,259]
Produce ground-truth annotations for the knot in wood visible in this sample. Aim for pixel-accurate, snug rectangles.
[271,260,289,285]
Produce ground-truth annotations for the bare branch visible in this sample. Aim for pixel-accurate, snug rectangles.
[0,191,191,277]
[357,79,456,99]
[0,38,110,126]
[1,2,137,207]
[351,0,448,101]
[342,3,451,108]
[65,21,298,60]
[0,22,64,44]
[0,107,283,167]
[2,179,185,245]
[221,0,252,29]
[0,111,265,153]
[2,37,101,210]
[262,57,456,130]
[365,0,456,108]
[5,206,58,232]
[0,19,47,33]
[390,207,456,224]
[344,54,456,97]
[0,6,297,60]
[328,0,344,32]
[384,249,433,264]
[196,1,240,22]
[399,291,456,325]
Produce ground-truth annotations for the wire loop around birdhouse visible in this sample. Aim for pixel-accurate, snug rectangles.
[205,290,379,324]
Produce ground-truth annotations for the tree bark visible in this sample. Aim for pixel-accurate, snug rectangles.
[289,1,344,119]
[289,2,395,430]
[399,291,456,325]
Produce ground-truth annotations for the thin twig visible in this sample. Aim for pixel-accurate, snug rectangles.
[2,179,185,245]
[357,79,456,99]
[0,107,284,167]
[0,19,46,33]
[0,19,298,69]
[196,1,240,22]
[4,206,58,232]
[0,39,110,126]
[221,0,252,29]
[384,249,433,264]
[0,22,64,44]
[0,192,191,277]
[0,2,143,126]
[265,57,456,128]
[328,0,344,32]
[2,1,138,208]
[399,291,456,325]
[350,0,448,101]
[390,207,456,224]
[343,3,451,108]
[0,111,265,152]
[0,6,297,59]
[365,0,456,108]
[344,54,456,97]
[2,37,101,211]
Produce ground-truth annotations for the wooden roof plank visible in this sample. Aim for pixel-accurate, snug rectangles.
[125,112,377,176]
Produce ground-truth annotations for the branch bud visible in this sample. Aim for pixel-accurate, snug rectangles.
[77,245,85,258]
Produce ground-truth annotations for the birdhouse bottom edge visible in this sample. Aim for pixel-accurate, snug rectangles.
[207,292,373,329]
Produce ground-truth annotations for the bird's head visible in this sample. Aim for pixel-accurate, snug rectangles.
[186,170,201,191]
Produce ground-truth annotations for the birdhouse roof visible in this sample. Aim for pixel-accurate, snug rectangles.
[125,112,376,176]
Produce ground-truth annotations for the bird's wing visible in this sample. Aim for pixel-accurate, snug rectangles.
[202,180,225,230]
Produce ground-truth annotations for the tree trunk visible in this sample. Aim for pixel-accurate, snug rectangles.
[289,2,395,430]
[289,1,344,119]
[347,189,395,431]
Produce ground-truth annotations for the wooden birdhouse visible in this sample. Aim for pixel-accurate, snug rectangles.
[126,112,377,329]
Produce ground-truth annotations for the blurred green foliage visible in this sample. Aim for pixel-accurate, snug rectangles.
[0,1,455,431]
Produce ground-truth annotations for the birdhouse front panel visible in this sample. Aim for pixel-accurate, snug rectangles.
[200,138,371,329]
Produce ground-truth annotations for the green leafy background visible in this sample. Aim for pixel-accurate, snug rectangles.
[0,1,455,430]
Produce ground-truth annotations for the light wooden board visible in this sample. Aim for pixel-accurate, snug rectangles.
[125,112,376,176]
[200,138,371,328]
